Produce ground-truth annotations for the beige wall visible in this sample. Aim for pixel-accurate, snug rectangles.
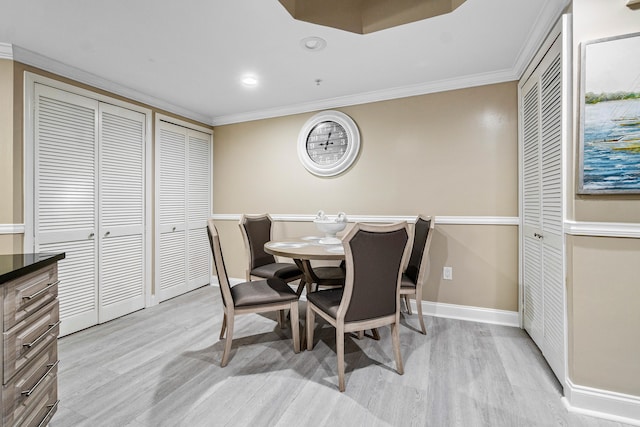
[567,0,640,399]
[0,58,20,254]
[213,82,519,311]
[567,235,640,396]
[0,59,14,224]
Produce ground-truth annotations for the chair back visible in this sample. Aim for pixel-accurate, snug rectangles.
[207,219,233,307]
[340,222,409,322]
[405,215,435,285]
[239,214,277,269]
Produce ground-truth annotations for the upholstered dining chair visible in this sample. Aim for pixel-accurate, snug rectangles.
[306,221,410,392]
[400,215,435,335]
[239,213,306,294]
[207,220,300,367]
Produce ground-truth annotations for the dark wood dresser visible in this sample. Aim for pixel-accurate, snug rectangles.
[0,253,65,427]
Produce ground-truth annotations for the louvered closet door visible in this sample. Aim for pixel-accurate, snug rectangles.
[98,103,146,322]
[521,77,543,346]
[34,84,99,336]
[158,122,188,301]
[187,130,212,290]
[520,34,565,384]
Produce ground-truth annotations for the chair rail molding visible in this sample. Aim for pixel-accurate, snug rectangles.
[564,220,640,239]
[211,214,519,226]
[0,224,25,234]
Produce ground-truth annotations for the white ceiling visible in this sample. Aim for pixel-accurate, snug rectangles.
[0,0,567,125]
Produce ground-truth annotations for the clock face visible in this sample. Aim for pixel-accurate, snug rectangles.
[305,121,348,165]
[297,110,360,177]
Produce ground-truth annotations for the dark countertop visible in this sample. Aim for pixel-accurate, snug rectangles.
[0,253,66,284]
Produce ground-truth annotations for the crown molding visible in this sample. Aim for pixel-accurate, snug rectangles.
[211,68,517,125]
[11,45,212,126]
[512,0,570,79]
[0,43,13,60]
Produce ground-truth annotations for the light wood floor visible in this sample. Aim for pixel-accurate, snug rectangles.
[51,285,630,427]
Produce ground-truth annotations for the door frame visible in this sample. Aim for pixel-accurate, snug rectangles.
[23,72,154,307]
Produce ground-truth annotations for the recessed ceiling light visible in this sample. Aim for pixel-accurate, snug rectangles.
[301,36,326,52]
[241,75,258,87]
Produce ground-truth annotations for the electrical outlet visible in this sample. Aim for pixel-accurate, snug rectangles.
[443,266,453,280]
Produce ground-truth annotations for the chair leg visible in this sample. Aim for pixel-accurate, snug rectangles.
[390,321,404,375]
[221,314,234,367]
[290,301,300,353]
[277,310,286,329]
[416,296,427,335]
[306,305,315,351]
[295,278,306,297]
[357,331,364,340]
[405,295,412,315]
[337,326,346,392]
[219,313,227,339]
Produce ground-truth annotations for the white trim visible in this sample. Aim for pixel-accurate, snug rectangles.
[13,45,211,125]
[210,214,519,226]
[0,224,24,234]
[565,221,640,239]
[157,114,213,135]
[414,300,519,327]
[216,276,518,327]
[513,1,569,82]
[212,69,516,125]
[564,379,640,426]
[0,43,13,60]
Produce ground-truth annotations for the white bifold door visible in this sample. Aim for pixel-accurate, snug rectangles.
[156,120,211,302]
[34,83,148,336]
[520,30,566,386]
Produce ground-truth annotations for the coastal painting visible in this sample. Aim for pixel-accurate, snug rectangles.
[579,32,640,194]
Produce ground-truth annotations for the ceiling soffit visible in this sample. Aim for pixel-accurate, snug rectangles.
[278,0,467,34]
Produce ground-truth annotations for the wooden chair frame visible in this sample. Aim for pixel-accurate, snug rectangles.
[208,220,300,367]
[306,221,410,391]
[400,215,435,334]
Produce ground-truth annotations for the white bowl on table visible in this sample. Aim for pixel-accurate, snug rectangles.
[314,218,347,245]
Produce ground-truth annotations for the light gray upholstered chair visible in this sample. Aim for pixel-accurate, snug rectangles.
[306,221,410,392]
[239,214,306,294]
[400,215,435,334]
[207,220,300,367]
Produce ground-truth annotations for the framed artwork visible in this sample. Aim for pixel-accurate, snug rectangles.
[578,32,640,194]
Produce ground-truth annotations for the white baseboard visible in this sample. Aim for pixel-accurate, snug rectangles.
[564,379,640,426]
[412,299,520,327]
[212,276,518,327]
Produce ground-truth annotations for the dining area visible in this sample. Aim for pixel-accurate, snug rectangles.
[207,211,435,391]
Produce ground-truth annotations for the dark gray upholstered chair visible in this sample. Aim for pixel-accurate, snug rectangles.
[303,260,346,293]
[207,220,300,367]
[239,214,306,294]
[400,215,435,335]
[306,221,410,392]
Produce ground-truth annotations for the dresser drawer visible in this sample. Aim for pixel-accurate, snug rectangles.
[3,263,58,332]
[2,340,58,427]
[3,300,59,384]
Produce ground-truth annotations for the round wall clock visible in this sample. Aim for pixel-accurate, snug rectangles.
[297,110,360,177]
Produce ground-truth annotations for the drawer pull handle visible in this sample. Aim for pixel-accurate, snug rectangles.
[37,399,60,427]
[22,281,60,300]
[21,360,59,397]
[23,321,61,349]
